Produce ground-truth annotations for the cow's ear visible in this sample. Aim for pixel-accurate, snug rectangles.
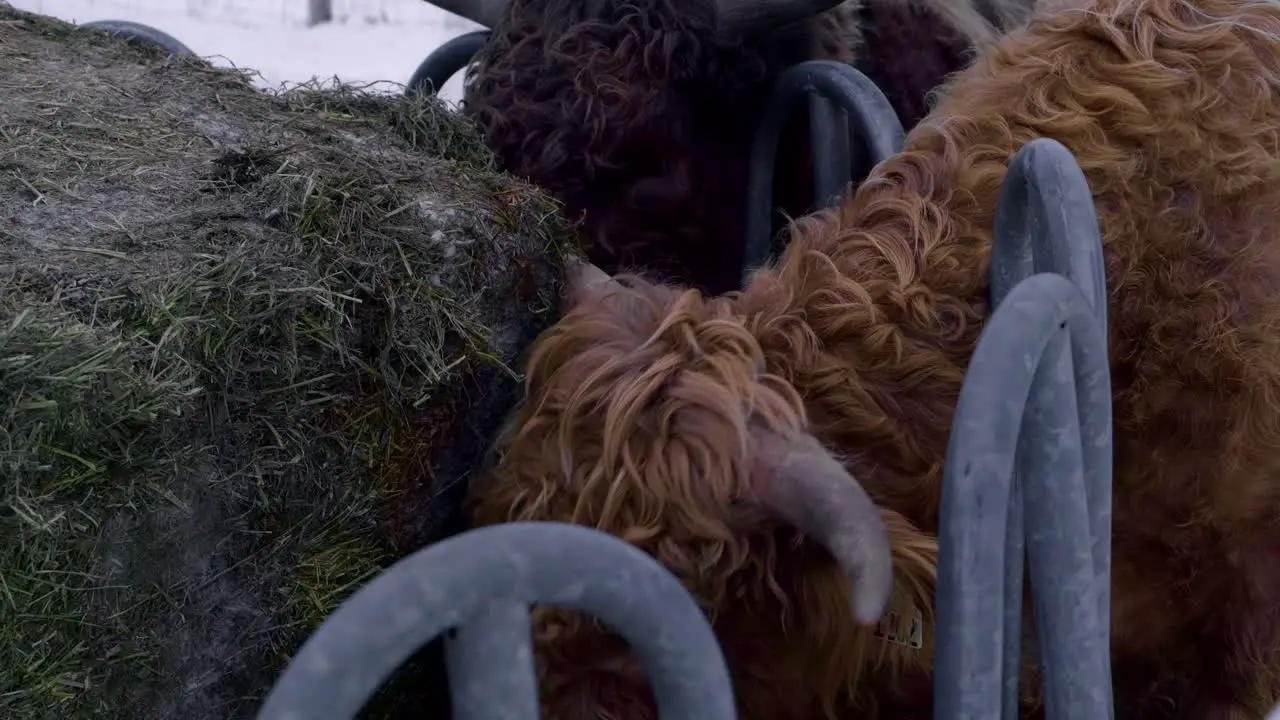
[747,427,895,624]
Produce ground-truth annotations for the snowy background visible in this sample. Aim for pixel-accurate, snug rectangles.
[9,0,482,102]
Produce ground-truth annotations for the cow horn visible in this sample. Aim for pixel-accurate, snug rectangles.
[422,0,508,29]
[717,0,847,34]
[751,430,894,623]
[573,258,611,289]
[567,259,616,297]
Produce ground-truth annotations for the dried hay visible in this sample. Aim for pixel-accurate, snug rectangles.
[0,4,573,717]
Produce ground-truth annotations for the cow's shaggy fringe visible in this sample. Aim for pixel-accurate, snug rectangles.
[472,0,1280,717]
[463,0,1030,296]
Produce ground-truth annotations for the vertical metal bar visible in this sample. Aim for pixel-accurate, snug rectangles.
[1021,328,1109,720]
[1000,472,1025,720]
[807,95,852,207]
[446,601,540,720]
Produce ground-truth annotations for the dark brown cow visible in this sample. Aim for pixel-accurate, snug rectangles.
[430,0,1032,295]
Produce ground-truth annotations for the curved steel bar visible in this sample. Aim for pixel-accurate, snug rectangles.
[81,20,196,56]
[405,30,491,97]
[743,60,905,275]
[990,138,1108,329]
[256,521,737,720]
[934,273,1113,720]
[808,94,853,208]
[988,137,1113,719]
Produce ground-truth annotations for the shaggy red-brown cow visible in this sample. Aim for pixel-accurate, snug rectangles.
[430,0,1033,296]
[469,0,1280,717]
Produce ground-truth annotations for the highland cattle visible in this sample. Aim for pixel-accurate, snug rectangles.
[470,0,1280,716]
[430,0,1033,294]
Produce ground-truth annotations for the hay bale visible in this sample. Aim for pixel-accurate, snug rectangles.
[0,5,573,718]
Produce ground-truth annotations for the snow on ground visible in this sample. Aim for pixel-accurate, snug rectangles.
[8,0,481,102]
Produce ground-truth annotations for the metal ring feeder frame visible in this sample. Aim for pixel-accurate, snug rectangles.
[256,522,737,720]
[742,60,905,275]
[933,138,1115,720]
[81,19,196,56]
[405,30,491,97]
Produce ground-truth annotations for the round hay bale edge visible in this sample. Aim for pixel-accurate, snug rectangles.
[0,5,575,718]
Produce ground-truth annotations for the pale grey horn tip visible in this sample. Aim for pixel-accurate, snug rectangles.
[849,519,895,625]
[421,0,509,29]
[716,0,848,33]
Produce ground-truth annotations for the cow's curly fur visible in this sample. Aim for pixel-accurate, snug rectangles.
[462,0,1029,296]
[470,0,1280,716]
